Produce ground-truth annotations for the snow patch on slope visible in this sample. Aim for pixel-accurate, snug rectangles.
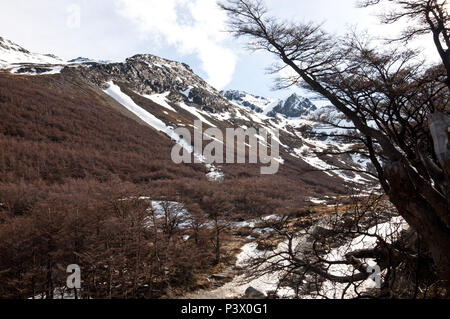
[104,82,224,181]
[221,90,279,115]
[9,65,64,76]
[141,92,177,113]
[178,102,217,127]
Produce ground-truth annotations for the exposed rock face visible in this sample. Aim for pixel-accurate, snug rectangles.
[72,54,232,113]
[267,93,317,118]
[0,36,30,54]
[68,57,111,64]
[221,90,317,118]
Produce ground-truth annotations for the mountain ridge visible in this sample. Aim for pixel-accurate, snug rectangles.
[221,89,317,119]
[0,35,376,188]
[0,36,65,68]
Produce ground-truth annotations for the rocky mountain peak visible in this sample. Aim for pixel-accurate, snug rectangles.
[0,36,30,54]
[0,36,64,68]
[267,93,317,118]
[221,90,317,119]
[71,52,232,113]
[126,54,194,73]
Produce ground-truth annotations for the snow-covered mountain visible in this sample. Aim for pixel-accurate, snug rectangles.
[267,93,317,118]
[0,35,377,188]
[221,90,317,119]
[220,90,278,114]
[0,36,65,68]
[68,57,111,64]
[0,37,111,74]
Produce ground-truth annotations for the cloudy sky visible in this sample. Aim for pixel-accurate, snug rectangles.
[0,0,439,99]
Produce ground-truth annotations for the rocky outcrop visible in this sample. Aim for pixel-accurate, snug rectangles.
[267,93,317,118]
[221,90,317,118]
[71,54,232,113]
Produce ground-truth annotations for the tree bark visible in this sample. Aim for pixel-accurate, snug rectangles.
[384,112,450,282]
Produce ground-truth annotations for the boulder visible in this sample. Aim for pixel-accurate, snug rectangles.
[244,287,265,299]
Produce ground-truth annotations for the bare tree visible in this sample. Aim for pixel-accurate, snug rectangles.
[220,0,450,285]
[240,195,430,298]
[359,0,450,88]
[184,202,207,245]
[158,201,187,241]
[201,192,232,265]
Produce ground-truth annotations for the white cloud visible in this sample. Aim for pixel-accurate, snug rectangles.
[115,0,236,89]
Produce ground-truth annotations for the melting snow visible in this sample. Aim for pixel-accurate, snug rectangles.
[146,201,192,229]
[104,82,224,181]
[178,102,216,127]
[10,65,64,76]
[142,92,177,112]
[194,216,409,299]
[307,216,409,299]
[180,86,193,101]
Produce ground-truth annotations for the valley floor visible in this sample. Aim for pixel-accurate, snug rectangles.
[183,206,407,300]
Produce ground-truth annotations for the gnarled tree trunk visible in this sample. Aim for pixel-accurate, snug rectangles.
[385,112,450,282]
